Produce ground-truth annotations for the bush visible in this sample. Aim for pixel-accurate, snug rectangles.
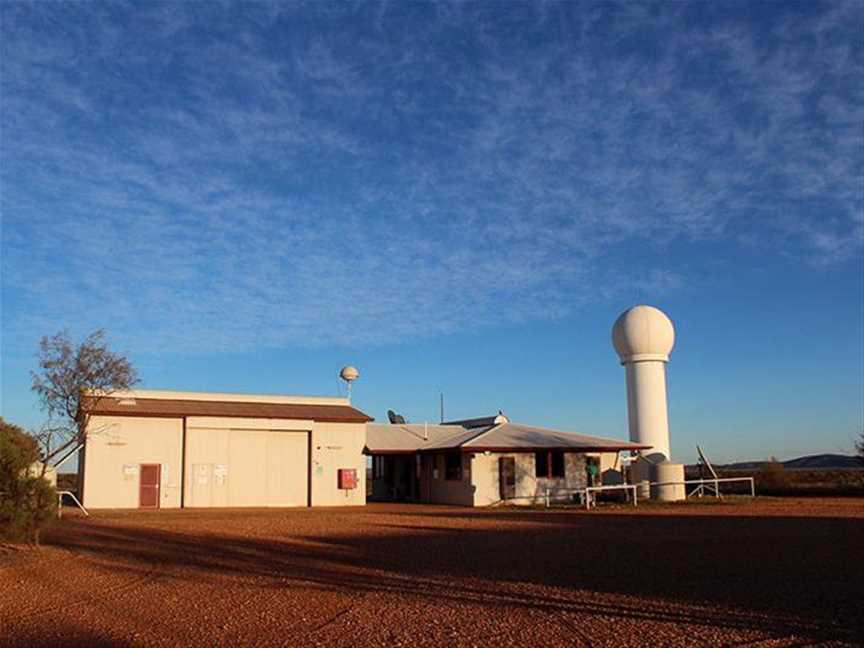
[0,418,57,544]
[756,457,787,492]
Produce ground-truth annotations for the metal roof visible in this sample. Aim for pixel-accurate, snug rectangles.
[463,423,650,452]
[420,425,496,450]
[366,419,649,454]
[364,424,468,453]
[441,414,507,428]
[84,396,373,423]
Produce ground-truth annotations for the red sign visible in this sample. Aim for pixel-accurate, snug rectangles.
[338,468,357,490]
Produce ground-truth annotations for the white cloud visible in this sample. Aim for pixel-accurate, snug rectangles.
[1,2,861,354]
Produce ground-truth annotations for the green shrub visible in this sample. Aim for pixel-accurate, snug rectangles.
[0,418,57,544]
[756,457,787,492]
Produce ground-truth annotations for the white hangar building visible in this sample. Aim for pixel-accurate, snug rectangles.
[77,390,372,509]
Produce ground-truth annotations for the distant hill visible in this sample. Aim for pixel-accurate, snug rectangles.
[782,454,863,469]
[716,454,863,470]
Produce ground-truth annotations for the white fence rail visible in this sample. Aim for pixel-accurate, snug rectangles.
[647,477,756,499]
[57,490,89,517]
[545,477,755,509]
[545,484,638,509]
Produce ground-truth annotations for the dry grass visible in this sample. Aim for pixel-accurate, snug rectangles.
[1,498,862,647]
[704,467,864,497]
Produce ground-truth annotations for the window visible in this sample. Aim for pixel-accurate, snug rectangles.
[444,452,462,481]
[535,451,566,478]
[534,451,549,478]
[551,451,565,478]
[372,456,386,479]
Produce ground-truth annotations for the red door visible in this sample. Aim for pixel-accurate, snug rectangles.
[139,464,161,508]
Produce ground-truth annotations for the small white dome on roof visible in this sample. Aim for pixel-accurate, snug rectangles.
[612,305,675,363]
[340,365,359,382]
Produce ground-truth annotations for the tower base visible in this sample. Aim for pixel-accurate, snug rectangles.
[629,458,686,502]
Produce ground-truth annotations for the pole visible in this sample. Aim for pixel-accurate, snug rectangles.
[439,393,444,424]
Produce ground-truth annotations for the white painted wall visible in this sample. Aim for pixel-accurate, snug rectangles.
[414,451,618,507]
[471,452,535,506]
[80,416,183,509]
[472,452,592,506]
[81,414,366,509]
[310,422,367,506]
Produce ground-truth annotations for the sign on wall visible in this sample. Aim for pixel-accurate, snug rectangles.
[213,464,228,485]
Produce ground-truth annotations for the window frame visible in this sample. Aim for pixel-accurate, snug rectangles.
[444,452,462,481]
[535,450,566,479]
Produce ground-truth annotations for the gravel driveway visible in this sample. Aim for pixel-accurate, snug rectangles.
[2,498,862,647]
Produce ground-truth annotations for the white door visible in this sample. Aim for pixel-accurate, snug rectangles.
[228,430,267,507]
[227,430,307,507]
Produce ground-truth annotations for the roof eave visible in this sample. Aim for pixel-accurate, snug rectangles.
[453,445,652,453]
[86,406,373,424]
[363,448,419,455]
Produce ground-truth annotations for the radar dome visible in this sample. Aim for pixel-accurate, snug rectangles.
[612,305,675,363]
[340,365,359,382]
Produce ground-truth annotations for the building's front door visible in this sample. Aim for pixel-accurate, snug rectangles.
[499,457,516,501]
[139,464,161,508]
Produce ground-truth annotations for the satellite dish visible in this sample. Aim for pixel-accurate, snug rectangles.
[387,409,406,424]
[340,365,359,400]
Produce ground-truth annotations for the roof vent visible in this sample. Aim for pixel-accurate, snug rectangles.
[117,397,137,406]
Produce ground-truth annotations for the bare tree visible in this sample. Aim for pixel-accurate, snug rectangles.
[31,330,138,465]
[857,430,864,465]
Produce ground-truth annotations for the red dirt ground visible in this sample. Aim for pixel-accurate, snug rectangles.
[1,498,862,647]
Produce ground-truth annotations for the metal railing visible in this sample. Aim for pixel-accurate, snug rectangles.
[57,490,89,517]
[544,477,755,509]
[545,484,638,509]
[646,477,756,499]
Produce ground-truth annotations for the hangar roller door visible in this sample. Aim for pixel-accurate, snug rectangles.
[187,429,308,507]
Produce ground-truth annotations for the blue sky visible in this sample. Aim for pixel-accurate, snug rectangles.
[1,1,861,463]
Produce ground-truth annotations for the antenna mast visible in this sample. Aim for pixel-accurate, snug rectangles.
[440,393,444,424]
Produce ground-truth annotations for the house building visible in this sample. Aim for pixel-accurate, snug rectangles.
[77,390,372,509]
[75,388,648,510]
[366,414,648,506]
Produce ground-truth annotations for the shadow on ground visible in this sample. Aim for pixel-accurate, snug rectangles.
[43,508,864,643]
